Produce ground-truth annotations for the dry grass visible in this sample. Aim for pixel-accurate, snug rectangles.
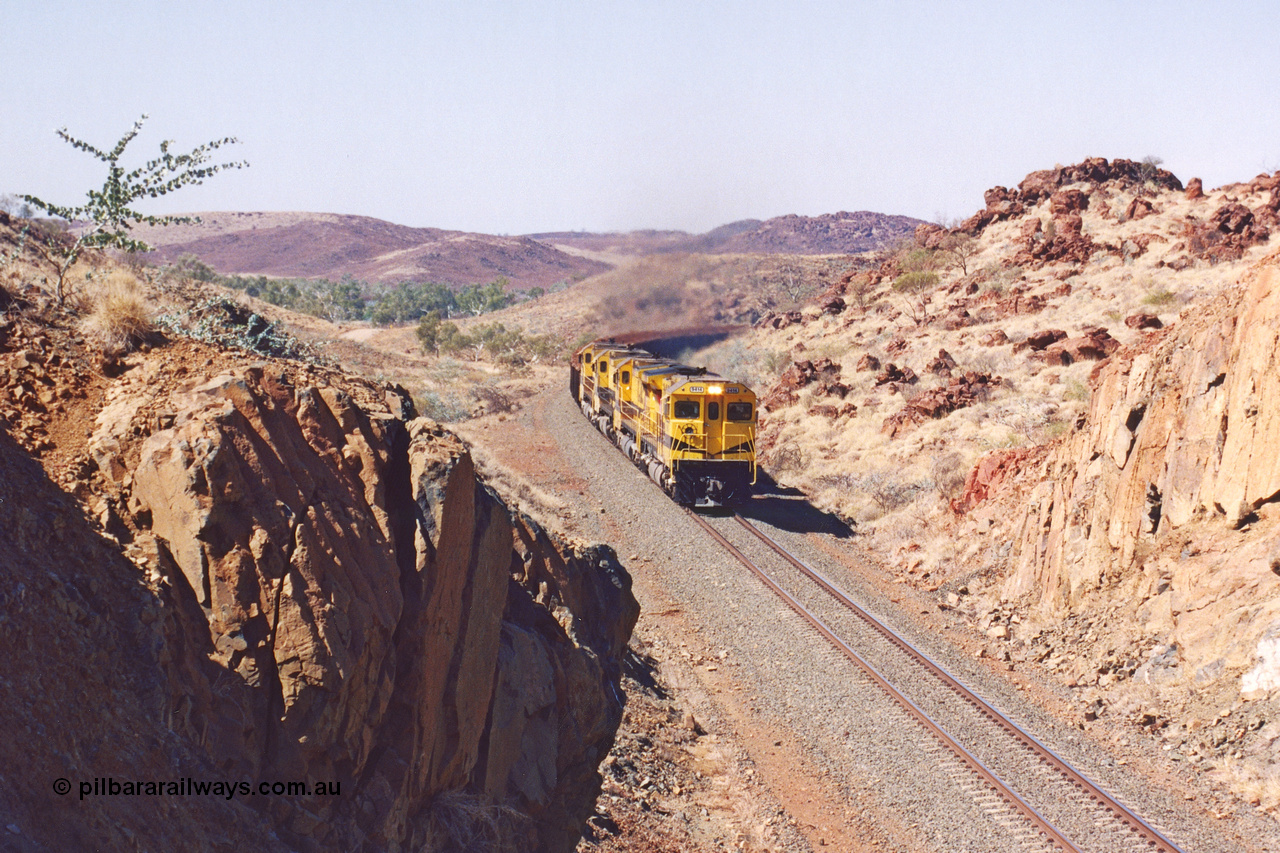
[417,788,531,852]
[81,272,155,352]
[674,172,1279,584]
[1209,755,1280,814]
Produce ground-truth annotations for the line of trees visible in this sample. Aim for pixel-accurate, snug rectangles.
[416,313,557,365]
[168,254,535,325]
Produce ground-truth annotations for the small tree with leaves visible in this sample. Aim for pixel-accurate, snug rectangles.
[938,232,979,277]
[23,115,247,304]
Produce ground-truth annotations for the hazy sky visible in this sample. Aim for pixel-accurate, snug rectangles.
[4,1,1279,235]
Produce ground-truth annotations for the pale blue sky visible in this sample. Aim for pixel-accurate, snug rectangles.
[3,1,1278,235]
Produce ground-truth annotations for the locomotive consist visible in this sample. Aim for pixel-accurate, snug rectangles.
[570,339,757,507]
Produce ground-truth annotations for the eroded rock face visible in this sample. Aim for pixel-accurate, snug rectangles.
[85,362,637,852]
[997,258,1280,695]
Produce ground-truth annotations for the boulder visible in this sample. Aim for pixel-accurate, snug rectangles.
[762,357,850,409]
[1212,202,1255,235]
[1050,189,1090,215]
[952,446,1041,513]
[1013,329,1068,353]
[1125,313,1164,330]
[1039,328,1121,365]
[856,353,881,372]
[926,348,958,376]
[939,307,976,330]
[1125,197,1158,220]
[874,363,918,387]
[979,329,1010,347]
[819,294,846,315]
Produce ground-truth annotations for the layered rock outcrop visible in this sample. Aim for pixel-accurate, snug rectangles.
[996,255,1280,696]
[5,340,638,852]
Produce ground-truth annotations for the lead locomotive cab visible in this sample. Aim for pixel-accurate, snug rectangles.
[570,339,757,508]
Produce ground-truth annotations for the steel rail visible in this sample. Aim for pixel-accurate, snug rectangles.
[732,512,1184,853]
[684,508,1083,853]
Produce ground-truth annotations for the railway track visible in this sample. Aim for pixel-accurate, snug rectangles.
[685,507,1186,853]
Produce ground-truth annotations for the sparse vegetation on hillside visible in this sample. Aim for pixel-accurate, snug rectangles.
[416,312,557,366]
[171,265,519,327]
[80,271,155,352]
[681,156,1279,573]
[22,115,246,304]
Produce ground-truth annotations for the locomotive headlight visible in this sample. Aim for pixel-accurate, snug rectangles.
[708,384,724,394]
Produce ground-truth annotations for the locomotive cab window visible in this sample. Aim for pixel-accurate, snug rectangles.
[707,401,720,421]
[621,370,630,384]
[597,360,607,373]
[673,399,700,419]
[727,402,753,421]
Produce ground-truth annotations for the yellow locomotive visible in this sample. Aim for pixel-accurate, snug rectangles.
[570,338,757,506]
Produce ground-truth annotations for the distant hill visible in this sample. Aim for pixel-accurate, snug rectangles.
[531,210,926,256]
[130,211,611,291]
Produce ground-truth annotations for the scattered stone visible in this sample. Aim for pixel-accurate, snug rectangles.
[855,353,881,372]
[978,329,1010,347]
[1013,329,1068,353]
[818,295,846,316]
[762,358,849,409]
[1050,189,1090,215]
[882,371,999,438]
[925,349,958,376]
[1125,312,1164,330]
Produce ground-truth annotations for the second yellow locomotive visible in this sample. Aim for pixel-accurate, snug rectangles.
[570,339,757,507]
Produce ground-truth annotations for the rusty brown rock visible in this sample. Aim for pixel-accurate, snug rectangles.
[1212,202,1255,235]
[952,447,1041,514]
[979,329,1010,347]
[881,371,998,438]
[1125,312,1164,330]
[1185,177,1204,200]
[926,349,958,376]
[914,222,947,249]
[1013,329,1068,353]
[100,363,638,852]
[1125,197,1158,220]
[874,363,918,387]
[819,294,846,315]
[1050,189,1090,215]
[856,353,881,372]
[762,357,850,408]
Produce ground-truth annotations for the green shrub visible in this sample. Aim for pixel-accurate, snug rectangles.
[891,270,939,293]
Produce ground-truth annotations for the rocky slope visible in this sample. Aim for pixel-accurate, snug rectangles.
[0,246,638,851]
[128,211,611,291]
[532,210,925,257]
[676,156,1280,814]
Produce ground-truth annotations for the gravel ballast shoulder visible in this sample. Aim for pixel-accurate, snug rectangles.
[456,380,1277,853]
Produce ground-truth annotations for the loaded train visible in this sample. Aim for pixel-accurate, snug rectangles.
[570,339,757,507]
